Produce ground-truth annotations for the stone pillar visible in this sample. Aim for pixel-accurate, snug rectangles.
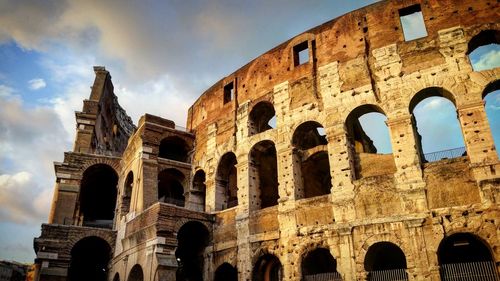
[205,123,218,213]
[386,114,427,213]
[326,124,356,222]
[337,229,355,281]
[140,158,157,211]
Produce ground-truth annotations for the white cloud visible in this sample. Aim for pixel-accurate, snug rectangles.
[472,48,500,71]
[28,78,46,90]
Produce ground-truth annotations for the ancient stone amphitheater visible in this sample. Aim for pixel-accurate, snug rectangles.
[33,0,499,280]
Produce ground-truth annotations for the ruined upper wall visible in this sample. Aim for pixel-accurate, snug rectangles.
[73,66,136,156]
[187,0,498,134]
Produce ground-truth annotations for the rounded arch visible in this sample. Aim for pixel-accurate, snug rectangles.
[249,140,278,209]
[483,79,500,100]
[113,273,120,281]
[215,152,238,210]
[214,262,238,281]
[158,136,190,162]
[121,171,133,215]
[248,101,276,136]
[466,29,500,55]
[252,254,283,281]
[67,236,112,281]
[176,221,210,281]
[292,121,327,150]
[409,87,457,113]
[364,242,408,281]
[127,264,144,281]
[158,168,185,207]
[79,164,118,228]
[192,169,206,211]
[301,247,340,278]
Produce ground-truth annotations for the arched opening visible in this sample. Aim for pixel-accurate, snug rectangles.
[438,233,499,280]
[192,170,206,212]
[176,221,210,281]
[302,248,342,281]
[67,236,111,281]
[249,101,276,136]
[121,171,133,215]
[345,105,395,179]
[483,81,500,158]
[467,30,500,71]
[158,168,185,207]
[113,273,120,281]
[127,265,144,281]
[214,262,237,281]
[364,242,408,280]
[215,152,238,211]
[410,88,466,163]
[249,140,279,209]
[252,254,282,281]
[159,136,189,162]
[292,121,330,200]
[79,164,118,228]
[301,152,331,198]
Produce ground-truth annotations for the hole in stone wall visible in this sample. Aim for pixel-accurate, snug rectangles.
[410,88,466,163]
[483,82,500,158]
[214,263,238,281]
[192,170,206,211]
[302,248,340,279]
[248,101,276,136]
[176,221,209,281]
[364,242,408,280]
[159,136,189,162]
[250,141,279,209]
[399,4,427,41]
[224,82,235,104]
[468,30,500,71]
[301,152,331,198]
[158,168,185,207]
[216,152,238,211]
[121,171,133,215]
[292,121,327,150]
[293,41,309,66]
[252,254,282,281]
[68,237,111,281]
[127,265,144,281]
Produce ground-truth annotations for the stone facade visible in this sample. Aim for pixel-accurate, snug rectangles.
[34,0,499,281]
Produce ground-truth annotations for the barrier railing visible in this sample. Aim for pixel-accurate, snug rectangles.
[367,268,408,281]
[423,147,466,162]
[440,261,499,281]
[304,272,343,281]
[161,197,185,207]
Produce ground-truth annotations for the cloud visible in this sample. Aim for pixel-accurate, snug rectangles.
[472,48,500,71]
[28,78,46,90]
[400,11,428,41]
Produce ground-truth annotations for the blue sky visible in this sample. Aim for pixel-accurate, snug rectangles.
[0,0,498,263]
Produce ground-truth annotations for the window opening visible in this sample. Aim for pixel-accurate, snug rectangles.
[399,4,427,41]
[293,41,309,66]
[158,169,185,207]
[302,248,341,281]
[176,221,209,281]
[468,30,500,71]
[224,82,234,104]
[249,141,279,209]
[364,242,408,281]
[68,237,111,281]
[215,152,238,210]
[158,136,189,162]
[248,101,276,136]
[121,171,133,215]
[483,85,500,158]
[127,265,144,281]
[252,254,283,281]
[214,263,238,281]
[192,170,206,212]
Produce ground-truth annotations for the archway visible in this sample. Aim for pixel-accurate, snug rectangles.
[302,248,342,281]
[113,273,120,281]
[121,171,133,215]
[159,136,190,162]
[410,88,466,163]
[467,30,500,71]
[483,81,500,158]
[79,164,118,228]
[292,121,327,150]
[345,104,394,179]
[192,170,206,212]
[176,221,210,281]
[67,236,111,281]
[127,264,144,281]
[214,262,237,281]
[252,254,282,281]
[158,168,185,207]
[438,233,499,280]
[364,242,408,280]
[249,140,278,209]
[215,152,238,210]
[249,101,276,136]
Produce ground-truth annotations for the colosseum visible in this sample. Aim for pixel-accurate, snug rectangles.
[33,0,499,280]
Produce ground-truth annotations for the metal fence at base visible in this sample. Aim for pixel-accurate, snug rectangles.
[304,272,343,281]
[367,268,408,281]
[440,261,499,281]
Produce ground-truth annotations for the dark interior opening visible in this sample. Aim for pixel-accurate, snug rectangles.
[79,164,118,228]
[216,152,238,210]
[250,141,279,209]
[127,264,144,281]
[438,233,494,264]
[248,101,276,136]
[158,168,185,207]
[293,41,309,66]
[68,236,111,281]
[364,242,407,272]
[302,248,338,275]
[159,136,189,162]
[302,152,332,198]
[252,254,282,281]
[214,263,238,281]
[467,30,500,55]
[122,171,133,215]
[224,82,235,104]
[292,121,327,150]
[192,170,206,211]
[176,221,209,281]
